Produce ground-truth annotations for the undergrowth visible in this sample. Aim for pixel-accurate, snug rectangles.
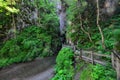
[80,63,116,80]
[91,64,116,80]
[0,26,61,68]
[80,63,93,80]
[52,47,74,80]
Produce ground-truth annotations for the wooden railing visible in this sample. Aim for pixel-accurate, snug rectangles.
[74,49,120,80]
[74,50,111,65]
[112,51,120,80]
[62,44,120,80]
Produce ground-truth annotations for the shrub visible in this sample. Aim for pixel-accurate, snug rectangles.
[91,64,116,80]
[0,26,61,68]
[52,47,74,80]
[80,64,116,80]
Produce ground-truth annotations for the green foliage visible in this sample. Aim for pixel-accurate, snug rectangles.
[66,1,119,79]
[91,64,116,80]
[75,60,85,71]
[55,47,74,71]
[32,0,59,30]
[66,0,119,55]
[0,54,25,67]
[80,64,93,80]
[0,0,19,13]
[112,29,120,53]
[0,40,21,58]
[109,14,120,52]
[113,29,120,41]
[0,26,61,68]
[52,47,74,80]
[0,0,61,68]
[80,64,116,80]
[0,0,19,42]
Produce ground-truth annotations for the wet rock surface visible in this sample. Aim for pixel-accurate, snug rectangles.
[0,56,56,80]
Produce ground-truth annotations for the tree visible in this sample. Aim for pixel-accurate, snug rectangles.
[0,0,19,13]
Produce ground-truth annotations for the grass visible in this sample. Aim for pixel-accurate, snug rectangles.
[80,63,93,80]
[75,60,85,72]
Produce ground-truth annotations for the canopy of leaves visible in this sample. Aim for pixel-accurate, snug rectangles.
[0,0,19,13]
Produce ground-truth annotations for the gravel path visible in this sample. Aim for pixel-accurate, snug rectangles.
[0,56,56,80]
[25,66,54,80]
[74,64,86,80]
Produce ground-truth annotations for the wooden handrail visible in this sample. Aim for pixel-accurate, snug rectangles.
[82,56,107,65]
[75,50,111,58]
[112,50,120,60]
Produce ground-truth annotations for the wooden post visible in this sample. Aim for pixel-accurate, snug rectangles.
[116,58,120,80]
[111,53,115,68]
[118,59,120,80]
[91,51,94,64]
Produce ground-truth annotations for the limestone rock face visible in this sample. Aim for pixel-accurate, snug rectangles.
[16,0,39,30]
[57,0,68,35]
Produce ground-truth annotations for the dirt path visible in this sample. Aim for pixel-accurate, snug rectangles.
[25,66,54,80]
[0,56,56,80]
[74,64,86,80]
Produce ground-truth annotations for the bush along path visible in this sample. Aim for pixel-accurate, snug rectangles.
[51,46,89,80]
[51,47,74,80]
